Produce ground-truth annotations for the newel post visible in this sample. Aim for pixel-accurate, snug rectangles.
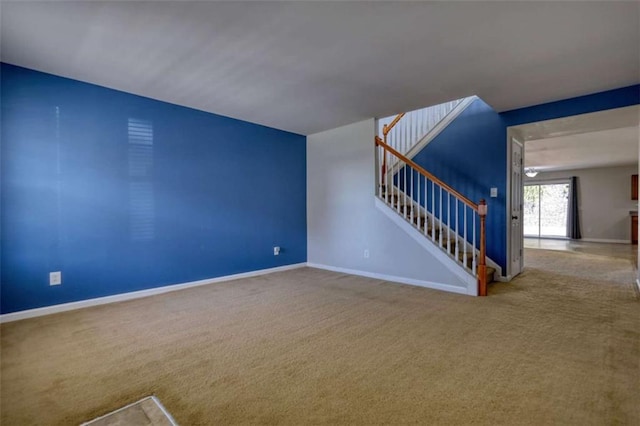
[478,199,488,297]
[381,125,388,187]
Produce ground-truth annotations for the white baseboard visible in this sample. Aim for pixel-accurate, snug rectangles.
[580,238,630,244]
[307,262,469,296]
[493,274,513,283]
[0,263,307,323]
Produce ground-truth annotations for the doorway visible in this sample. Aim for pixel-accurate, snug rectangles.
[507,105,639,281]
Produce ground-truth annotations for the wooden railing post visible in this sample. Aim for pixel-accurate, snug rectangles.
[381,125,388,191]
[380,114,406,197]
[478,199,488,296]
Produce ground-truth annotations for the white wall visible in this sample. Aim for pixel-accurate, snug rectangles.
[524,164,638,243]
[307,119,467,289]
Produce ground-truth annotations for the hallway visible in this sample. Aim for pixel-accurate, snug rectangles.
[524,238,638,267]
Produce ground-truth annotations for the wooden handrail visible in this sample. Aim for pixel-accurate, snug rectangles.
[382,113,406,136]
[375,136,478,210]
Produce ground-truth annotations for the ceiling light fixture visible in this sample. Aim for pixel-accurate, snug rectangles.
[525,168,539,178]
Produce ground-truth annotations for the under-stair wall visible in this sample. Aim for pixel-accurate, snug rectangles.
[307,119,473,293]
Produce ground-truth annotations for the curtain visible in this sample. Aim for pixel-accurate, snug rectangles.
[567,176,581,239]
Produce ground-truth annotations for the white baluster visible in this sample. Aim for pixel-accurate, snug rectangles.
[423,108,428,138]
[396,161,401,215]
[411,111,416,147]
[431,180,435,241]
[378,145,381,198]
[386,148,390,205]
[386,147,391,204]
[395,119,400,154]
[408,114,412,151]
[416,172,420,230]
[410,168,414,224]
[384,129,393,151]
[463,205,467,269]
[473,211,477,275]
[439,186,443,248]
[455,198,459,261]
[424,177,428,236]
[407,116,412,154]
[404,165,408,220]
[402,118,408,154]
[447,192,451,254]
[389,126,394,153]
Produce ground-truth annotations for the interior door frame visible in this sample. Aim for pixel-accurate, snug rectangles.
[506,127,525,279]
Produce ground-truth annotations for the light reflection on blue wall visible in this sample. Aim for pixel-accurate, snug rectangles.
[128,118,155,241]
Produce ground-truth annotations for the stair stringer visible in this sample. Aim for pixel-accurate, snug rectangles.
[375,197,478,296]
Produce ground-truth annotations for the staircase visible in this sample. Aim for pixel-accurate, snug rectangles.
[382,186,496,287]
[375,102,496,296]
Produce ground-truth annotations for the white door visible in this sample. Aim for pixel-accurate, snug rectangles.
[510,138,524,277]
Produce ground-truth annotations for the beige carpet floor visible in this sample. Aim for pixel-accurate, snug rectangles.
[1,248,639,425]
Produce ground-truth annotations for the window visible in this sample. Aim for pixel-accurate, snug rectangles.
[128,118,155,242]
[524,181,570,238]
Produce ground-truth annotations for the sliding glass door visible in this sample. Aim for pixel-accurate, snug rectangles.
[524,182,570,238]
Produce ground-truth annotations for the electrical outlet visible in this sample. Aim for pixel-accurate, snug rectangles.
[49,271,62,286]
[490,187,498,198]
[364,249,370,258]
[273,246,280,256]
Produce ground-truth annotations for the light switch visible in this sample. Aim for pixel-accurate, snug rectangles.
[490,187,498,198]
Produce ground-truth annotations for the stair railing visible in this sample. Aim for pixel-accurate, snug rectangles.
[378,98,463,158]
[375,136,488,296]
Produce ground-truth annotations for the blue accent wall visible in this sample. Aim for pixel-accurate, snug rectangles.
[411,98,507,270]
[1,63,307,314]
[411,85,639,274]
[501,85,640,127]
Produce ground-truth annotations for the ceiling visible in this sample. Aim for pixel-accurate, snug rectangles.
[516,106,640,172]
[2,2,639,135]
